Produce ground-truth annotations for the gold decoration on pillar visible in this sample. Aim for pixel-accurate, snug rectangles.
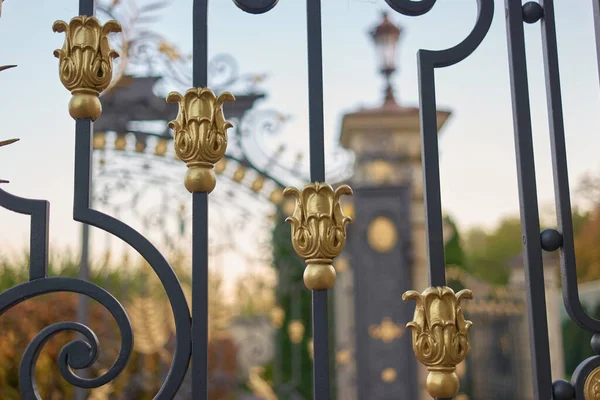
[381,368,397,383]
[336,349,351,365]
[283,183,353,290]
[307,339,314,360]
[402,286,473,399]
[166,88,235,193]
[155,138,168,156]
[369,317,404,343]
[114,134,126,150]
[287,320,305,344]
[270,306,285,328]
[93,132,106,150]
[0,138,18,183]
[53,16,121,121]
[584,366,600,399]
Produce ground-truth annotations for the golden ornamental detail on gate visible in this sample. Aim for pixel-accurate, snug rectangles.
[283,183,353,290]
[167,88,235,193]
[53,16,121,121]
[403,286,473,399]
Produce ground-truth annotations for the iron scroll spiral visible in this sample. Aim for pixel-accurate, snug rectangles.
[73,124,192,399]
[0,279,133,399]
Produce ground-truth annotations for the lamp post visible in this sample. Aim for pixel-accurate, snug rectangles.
[370,12,402,106]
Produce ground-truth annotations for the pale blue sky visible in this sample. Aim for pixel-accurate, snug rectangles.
[1,0,599,254]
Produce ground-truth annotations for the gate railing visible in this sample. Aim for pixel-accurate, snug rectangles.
[2,0,600,399]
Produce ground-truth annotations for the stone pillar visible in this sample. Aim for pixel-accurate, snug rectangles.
[336,103,450,399]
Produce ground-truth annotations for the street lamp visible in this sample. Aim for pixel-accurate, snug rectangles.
[371,12,402,105]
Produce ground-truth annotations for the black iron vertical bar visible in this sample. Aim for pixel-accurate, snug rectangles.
[312,290,329,399]
[192,192,209,399]
[193,0,209,87]
[29,201,49,281]
[76,3,94,396]
[74,118,93,400]
[540,0,600,332]
[593,0,600,86]
[504,1,552,399]
[306,0,329,398]
[79,0,94,16]
[417,60,445,286]
[306,0,326,182]
[192,1,209,398]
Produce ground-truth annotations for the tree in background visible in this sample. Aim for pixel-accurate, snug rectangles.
[444,215,466,269]
[268,206,313,398]
[461,217,523,285]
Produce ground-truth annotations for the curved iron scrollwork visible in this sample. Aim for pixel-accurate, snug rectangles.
[386,0,494,286]
[0,12,194,400]
[384,0,436,16]
[382,1,494,398]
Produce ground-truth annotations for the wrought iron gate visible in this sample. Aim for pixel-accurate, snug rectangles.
[2,0,600,399]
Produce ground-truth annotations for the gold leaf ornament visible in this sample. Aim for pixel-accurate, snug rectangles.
[402,286,473,399]
[283,183,353,290]
[167,88,235,193]
[53,16,121,121]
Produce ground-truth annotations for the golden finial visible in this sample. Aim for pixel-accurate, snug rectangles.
[402,286,473,399]
[166,88,235,193]
[53,16,121,121]
[283,183,353,290]
[0,138,18,183]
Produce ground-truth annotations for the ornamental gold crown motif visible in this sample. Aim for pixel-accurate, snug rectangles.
[402,286,473,399]
[167,88,235,193]
[53,16,121,121]
[283,183,352,290]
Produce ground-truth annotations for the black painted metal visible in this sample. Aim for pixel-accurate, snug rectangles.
[79,0,94,16]
[305,0,329,397]
[504,1,552,399]
[2,0,600,398]
[74,120,192,399]
[0,189,48,281]
[193,0,208,88]
[538,0,600,333]
[593,0,600,86]
[306,0,326,183]
[385,0,493,287]
[191,2,210,398]
[233,0,279,14]
[192,192,209,399]
[313,290,330,399]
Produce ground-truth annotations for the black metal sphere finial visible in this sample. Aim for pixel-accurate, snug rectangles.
[522,2,544,24]
[540,228,563,251]
[552,380,575,400]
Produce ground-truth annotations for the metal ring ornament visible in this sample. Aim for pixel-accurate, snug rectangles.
[0,278,132,399]
[570,355,600,400]
[232,0,279,14]
[384,0,437,16]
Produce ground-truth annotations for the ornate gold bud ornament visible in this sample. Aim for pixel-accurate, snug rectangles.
[167,88,235,193]
[402,286,473,399]
[53,16,121,121]
[283,183,353,290]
